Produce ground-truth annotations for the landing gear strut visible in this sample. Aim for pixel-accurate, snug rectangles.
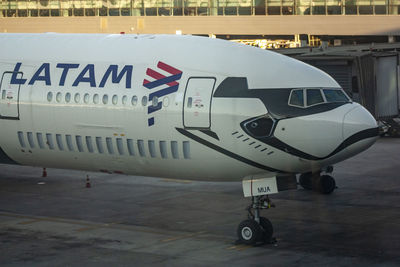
[299,171,336,194]
[237,195,274,245]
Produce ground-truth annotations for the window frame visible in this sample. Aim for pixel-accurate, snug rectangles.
[288,88,349,108]
[323,88,351,103]
[288,88,306,108]
[305,88,326,107]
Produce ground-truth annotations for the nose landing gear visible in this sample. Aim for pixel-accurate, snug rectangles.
[237,195,274,245]
[299,170,336,194]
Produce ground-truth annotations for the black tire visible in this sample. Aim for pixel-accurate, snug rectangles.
[319,175,336,194]
[259,217,273,242]
[237,219,262,245]
[299,172,312,190]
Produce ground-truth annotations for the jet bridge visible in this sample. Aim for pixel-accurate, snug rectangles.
[277,44,400,136]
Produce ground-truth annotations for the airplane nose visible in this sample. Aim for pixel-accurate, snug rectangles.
[342,104,379,155]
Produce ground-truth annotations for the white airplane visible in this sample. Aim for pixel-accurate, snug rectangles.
[0,33,378,245]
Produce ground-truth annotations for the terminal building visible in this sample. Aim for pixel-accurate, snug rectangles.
[1,1,400,46]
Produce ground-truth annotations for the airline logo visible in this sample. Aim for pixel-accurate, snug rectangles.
[143,61,182,126]
[10,63,133,89]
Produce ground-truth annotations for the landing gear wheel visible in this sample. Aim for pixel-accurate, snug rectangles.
[237,219,263,245]
[299,172,312,190]
[319,175,336,194]
[259,217,273,242]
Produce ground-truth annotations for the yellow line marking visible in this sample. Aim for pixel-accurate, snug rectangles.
[236,245,251,251]
[17,219,44,225]
[161,231,205,242]
[161,178,192,184]
[75,222,121,232]
[226,244,251,251]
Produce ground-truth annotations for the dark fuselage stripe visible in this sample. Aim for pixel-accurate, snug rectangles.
[176,128,282,173]
[261,127,379,161]
[0,146,18,165]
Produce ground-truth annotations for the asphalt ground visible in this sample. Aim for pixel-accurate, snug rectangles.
[0,137,399,266]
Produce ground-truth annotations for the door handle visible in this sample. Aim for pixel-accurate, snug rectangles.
[187,97,192,108]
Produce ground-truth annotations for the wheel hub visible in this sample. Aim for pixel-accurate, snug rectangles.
[241,226,253,240]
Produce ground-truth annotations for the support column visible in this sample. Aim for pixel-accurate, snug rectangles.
[299,33,308,47]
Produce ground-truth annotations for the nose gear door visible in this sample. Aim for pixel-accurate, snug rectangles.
[183,77,216,128]
[0,72,22,120]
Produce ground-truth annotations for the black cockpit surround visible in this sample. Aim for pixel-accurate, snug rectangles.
[213,77,348,119]
[215,77,378,161]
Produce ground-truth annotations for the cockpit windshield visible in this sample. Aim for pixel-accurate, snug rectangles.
[289,88,350,108]
[213,77,352,119]
[323,89,350,103]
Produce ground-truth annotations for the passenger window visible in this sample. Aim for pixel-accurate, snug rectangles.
[106,137,114,154]
[84,93,90,104]
[74,93,80,103]
[18,131,26,148]
[171,141,179,159]
[163,96,169,107]
[112,95,118,105]
[323,89,349,102]
[148,140,156,158]
[93,94,99,104]
[65,92,71,103]
[142,96,148,106]
[46,133,54,150]
[47,92,53,102]
[37,133,45,149]
[116,138,124,155]
[27,132,35,148]
[127,139,135,156]
[86,136,94,153]
[122,95,127,105]
[159,141,167,159]
[96,137,104,153]
[103,94,108,104]
[306,89,324,106]
[137,140,146,157]
[56,134,64,151]
[66,135,74,151]
[289,89,304,107]
[56,92,62,103]
[152,96,158,107]
[131,96,138,106]
[183,141,190,159]
[76,135,84,152]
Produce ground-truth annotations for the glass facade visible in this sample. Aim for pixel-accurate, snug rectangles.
[0,0,399,17]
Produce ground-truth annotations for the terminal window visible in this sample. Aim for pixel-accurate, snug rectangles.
[0,0,397,17]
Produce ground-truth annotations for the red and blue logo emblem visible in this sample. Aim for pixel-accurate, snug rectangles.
[143,61,182,126]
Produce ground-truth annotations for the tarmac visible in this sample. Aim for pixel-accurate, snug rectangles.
[0,137,399,266]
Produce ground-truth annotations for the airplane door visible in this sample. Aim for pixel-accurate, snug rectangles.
[0,72,21,119]
[183,77,216,128]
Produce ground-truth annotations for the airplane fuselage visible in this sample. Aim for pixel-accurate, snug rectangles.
[0,33,378,181]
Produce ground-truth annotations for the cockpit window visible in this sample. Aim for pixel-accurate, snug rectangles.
[323,89,349,103]
[289,89,304,107]
[306,89,324,106]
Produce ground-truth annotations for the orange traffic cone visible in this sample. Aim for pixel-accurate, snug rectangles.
[86,175,91,188]
[42,168,47,177]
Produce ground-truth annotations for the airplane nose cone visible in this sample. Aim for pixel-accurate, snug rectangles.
[342,104,379,156]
